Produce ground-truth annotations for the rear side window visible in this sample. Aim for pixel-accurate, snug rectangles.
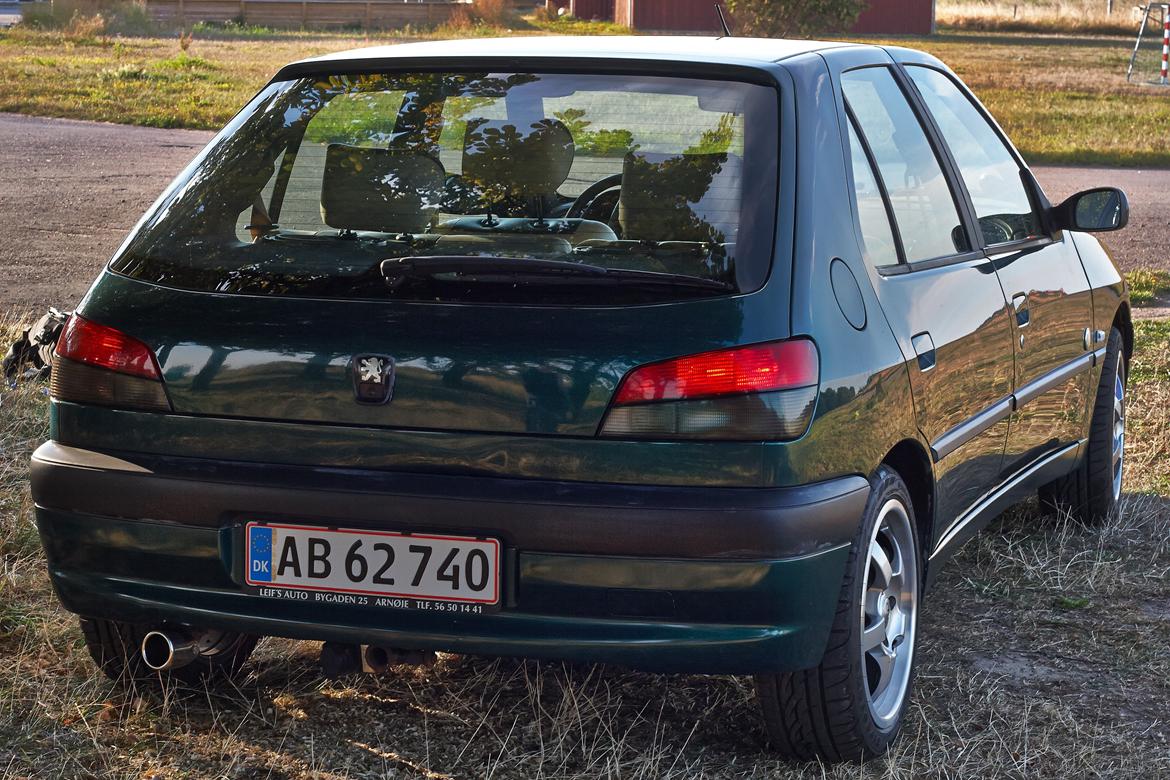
[905,66,1040,247]
[111,71,780,305]
[842,68,970,264]
[845,119,900,268]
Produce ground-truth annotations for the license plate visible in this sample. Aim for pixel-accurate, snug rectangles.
[245,523,500,608]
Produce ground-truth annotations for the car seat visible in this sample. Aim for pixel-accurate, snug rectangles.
[320,143,445,234]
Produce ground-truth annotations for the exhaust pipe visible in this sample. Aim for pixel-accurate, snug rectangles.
[140,629,200,672]
[319,641,362,679]
[362,645,436,673]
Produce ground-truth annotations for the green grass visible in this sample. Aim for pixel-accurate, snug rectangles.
[524,14,630,36]
[0,24,1166,166]
[1126,269,1170,306]
[0,27,358,128]
[1131,318,1170,382]
[1127,318,1169,495]
[189,20,301,38]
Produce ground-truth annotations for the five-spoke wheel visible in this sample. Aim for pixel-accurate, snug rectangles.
[1111,359,1126,502]
[861,499,918,729]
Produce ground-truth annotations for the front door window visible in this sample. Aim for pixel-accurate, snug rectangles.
[905,66,1041,247]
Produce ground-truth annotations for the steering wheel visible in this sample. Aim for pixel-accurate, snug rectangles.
[566,173,623,219]
[978,215,1017,246]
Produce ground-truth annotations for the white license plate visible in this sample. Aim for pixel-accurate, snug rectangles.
[245,523,500,607]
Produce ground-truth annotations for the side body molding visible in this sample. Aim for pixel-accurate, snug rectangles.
[929,349,1104,463]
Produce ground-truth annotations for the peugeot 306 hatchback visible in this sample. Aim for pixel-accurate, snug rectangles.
[32,37,1132,761]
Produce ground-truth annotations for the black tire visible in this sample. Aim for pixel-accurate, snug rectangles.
[1039,326,1126,524]
[79,617,258,686]
[755,465,920,762]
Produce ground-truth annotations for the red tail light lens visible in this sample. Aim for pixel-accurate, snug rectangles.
[614,340,818,405]
[51,315,171,412]
[55,314,161,380]
[600,340,819,441]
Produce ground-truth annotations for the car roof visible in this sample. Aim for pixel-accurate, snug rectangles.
[277,35,865,75]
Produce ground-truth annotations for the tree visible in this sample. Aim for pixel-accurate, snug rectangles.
[724,0,866,38]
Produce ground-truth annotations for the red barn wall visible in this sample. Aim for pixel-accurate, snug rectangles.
[615,0,722,32]
[851,0,935,34]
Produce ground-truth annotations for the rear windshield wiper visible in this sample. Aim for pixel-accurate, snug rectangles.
[380,256,733,292]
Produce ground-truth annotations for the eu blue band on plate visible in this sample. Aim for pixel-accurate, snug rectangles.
[249,526,274,582]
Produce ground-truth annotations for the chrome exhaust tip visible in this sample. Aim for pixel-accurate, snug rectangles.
[140,629,200,672]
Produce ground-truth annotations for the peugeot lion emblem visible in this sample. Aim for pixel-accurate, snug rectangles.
[352,354,396,405]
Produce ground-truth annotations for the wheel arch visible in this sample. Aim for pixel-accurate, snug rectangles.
[1114,301,1134,365]
[880,439,935,576]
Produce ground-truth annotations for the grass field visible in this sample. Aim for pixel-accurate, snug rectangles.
[1,20,1169,166]
[936,0,1141,35]
[1,311,1168,778]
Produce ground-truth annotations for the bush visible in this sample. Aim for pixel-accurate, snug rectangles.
[64,10,108,38]
[106,1,155,34]
[446,5,474,30]
[445,0,514,28]
[724,0,865,37]
[471,0,510,25]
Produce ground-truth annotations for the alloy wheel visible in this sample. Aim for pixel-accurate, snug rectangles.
[861,498,918,730]
[1112,359,1126,502]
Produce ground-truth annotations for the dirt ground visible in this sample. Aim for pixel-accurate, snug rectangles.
[0,112,1166,313]
[0,114,211,313]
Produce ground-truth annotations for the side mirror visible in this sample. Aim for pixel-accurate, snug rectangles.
[1050,187,1129,233]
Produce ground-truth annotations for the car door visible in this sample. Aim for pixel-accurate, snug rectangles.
[832,58,1016,534]
[899,61,1096,476]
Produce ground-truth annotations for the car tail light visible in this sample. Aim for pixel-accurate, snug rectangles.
[50,315,171,411]
[599,340,818,441]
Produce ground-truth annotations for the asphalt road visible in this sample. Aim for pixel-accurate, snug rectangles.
[0,114,212,312]
[0,112,1166,312]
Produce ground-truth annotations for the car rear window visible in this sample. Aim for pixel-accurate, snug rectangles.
[110,71,780,305]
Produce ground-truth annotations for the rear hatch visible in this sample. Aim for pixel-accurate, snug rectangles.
[81,64,789,438]
[87,276,773,436]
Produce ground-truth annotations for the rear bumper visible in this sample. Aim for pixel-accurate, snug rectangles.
[32,441,866,674]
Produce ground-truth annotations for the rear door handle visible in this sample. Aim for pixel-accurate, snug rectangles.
[1012,293,1030,327]
[911,332,936,372]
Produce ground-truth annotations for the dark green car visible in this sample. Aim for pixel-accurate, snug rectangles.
[32,36,1132,761]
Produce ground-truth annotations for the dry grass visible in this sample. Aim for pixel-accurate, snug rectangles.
[0,22,1168,164]
[471,0,512,27]
[0,28,397,129]
[1,307,1169,777]
[937,0,1141,35]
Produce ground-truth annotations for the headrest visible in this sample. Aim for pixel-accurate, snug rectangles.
[320,144,445,233]
[462,118,575,203]
[618,151,740,243]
